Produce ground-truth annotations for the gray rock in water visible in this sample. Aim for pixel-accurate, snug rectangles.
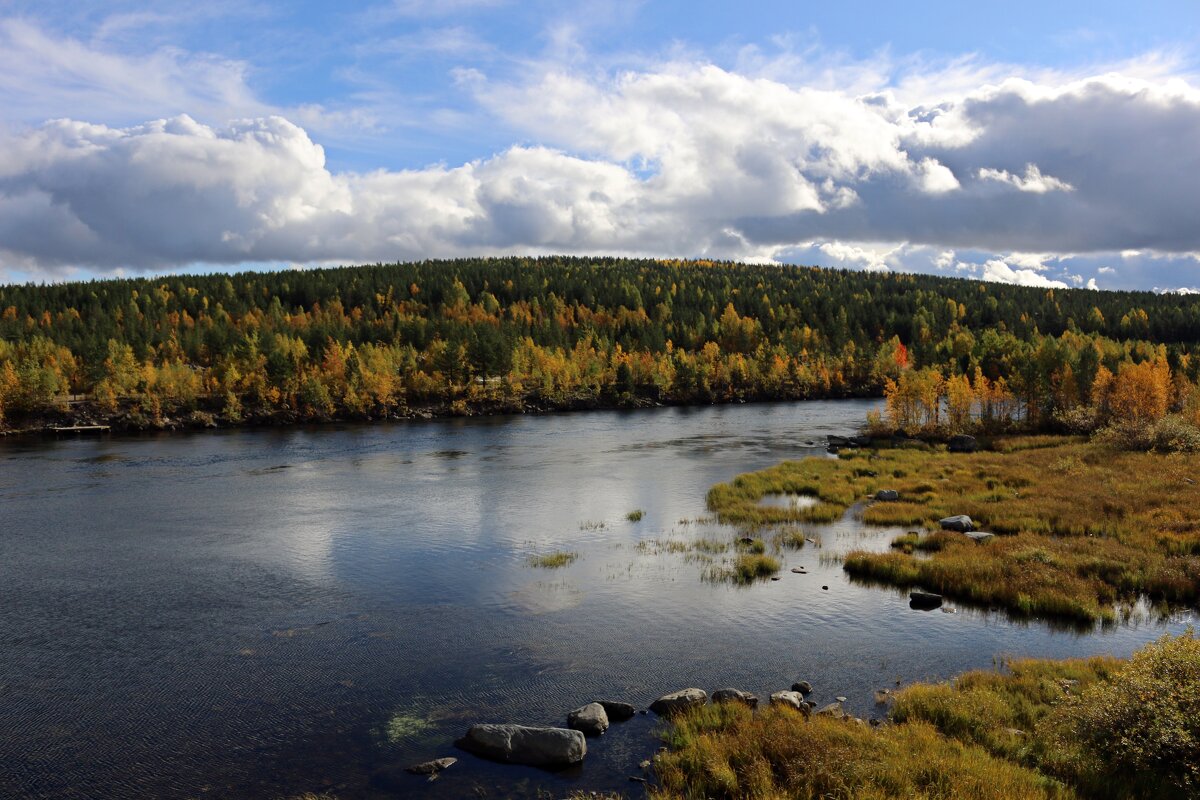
[939,514,974,533]
[850,434,872,447]
[456,724,586,768]
[650,688,708,716]
[770,690,809,712]
[827,435,851,449]
[595,700,636,721]
[948,434,979,453]
[964,531,995,542]
[405,757,457,775]
[875,489,899,501]
[567,703,610,737]
[791,680,813,694]
[712,688,759,708]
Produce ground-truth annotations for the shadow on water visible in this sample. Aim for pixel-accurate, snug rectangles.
[0,399,1195,799]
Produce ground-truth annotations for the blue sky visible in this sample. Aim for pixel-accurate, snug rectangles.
[1,1,1199,290]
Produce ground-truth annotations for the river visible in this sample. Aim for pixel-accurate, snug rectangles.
[1,400,1192,798]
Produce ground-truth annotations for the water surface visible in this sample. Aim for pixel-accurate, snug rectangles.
[0,400,1191,798]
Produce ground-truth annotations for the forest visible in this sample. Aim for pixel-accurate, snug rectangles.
[2,255,1200,431]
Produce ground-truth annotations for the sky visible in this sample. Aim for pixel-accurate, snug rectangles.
[1,1,1200,292]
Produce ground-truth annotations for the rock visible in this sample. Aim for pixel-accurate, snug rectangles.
[835,695,848,702]
[771,576,781,581]
[567,703,609,737]
[827,435,850,449]
[948,434,978,453]
[650,688,708,716]
[850,434,872,447]
[770,691,809,712]
[822,585,829,590]
[738,536,756,544]
[629,776,648,784]
[941,606,957,614]
[909,590,944,609]
[405,757,457,775]
[964,531,995,542]
[815,701,846,718]
[456,724,586,768]
[596,700,636,721]
[712,688,759,708]
[791,568,807,574]
[939,514,974,533]
[791,680,813,694]
[875,489,899,501]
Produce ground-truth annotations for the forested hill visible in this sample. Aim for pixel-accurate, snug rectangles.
[1,256,1198,428]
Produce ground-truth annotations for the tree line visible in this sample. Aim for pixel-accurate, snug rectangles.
[3,256,1200,428]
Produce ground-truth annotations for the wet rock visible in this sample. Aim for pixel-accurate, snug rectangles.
[567,703,610,737]
[629,776,648,784]
[650,688,708,716]
[835,696,848,702]
[875,489,899,502]
[771,576,781,581]
[456,724,586,768]
[712,688,759,708]
[405,757,457,775]
[909,590,944,609]
[939,514,974,533]
[964,531,995,542]
[791,568,807,574]
[596,700,636,721]
[850,434,872,447]
[791,680,813,694]
[948,434,979,453]
[827,435,850,449]
[770,690,809,712]
[822,585,829,590]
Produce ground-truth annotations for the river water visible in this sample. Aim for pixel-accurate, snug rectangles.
[1,400,1192,799]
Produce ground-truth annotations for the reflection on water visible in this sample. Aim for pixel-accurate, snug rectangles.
[758,493,821,509]
[0,400,1194,799]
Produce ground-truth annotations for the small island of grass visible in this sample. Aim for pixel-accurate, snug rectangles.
[527,550,579,569]
[708,436,1200,623]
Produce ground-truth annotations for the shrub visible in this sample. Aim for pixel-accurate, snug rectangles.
[1038,631,1200,798]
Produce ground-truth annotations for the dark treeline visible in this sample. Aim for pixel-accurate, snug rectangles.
[2,256,1200,428]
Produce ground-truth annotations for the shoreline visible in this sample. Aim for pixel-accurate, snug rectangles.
[0,389,882,441]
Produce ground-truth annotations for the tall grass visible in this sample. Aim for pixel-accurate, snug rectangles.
[711,439,1200,622]
[528,550,579,568]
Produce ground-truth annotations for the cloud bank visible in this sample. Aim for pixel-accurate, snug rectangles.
[2,37,1200,287]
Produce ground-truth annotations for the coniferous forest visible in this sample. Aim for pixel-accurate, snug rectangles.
[2,255,1200,431]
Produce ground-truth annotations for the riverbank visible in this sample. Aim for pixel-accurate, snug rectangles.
[0,388,880,439]
[651,631,1198,800]
[707,436,1200,624]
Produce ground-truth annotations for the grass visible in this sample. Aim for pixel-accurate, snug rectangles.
[652,703,1071,799]
[528,550,579,568]
[627,509,645,522]
[708,438,1200,622]
[652,632,1200,800]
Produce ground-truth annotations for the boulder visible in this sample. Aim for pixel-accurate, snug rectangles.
[770,691,809,712]
[827,435,850,449]
[948,434,978,453]
[650,688,708,716]
[964,531,995,542]
[595,700,636,721]
[712,688,758,708]
[875,489,899,502]
[405,757,457,775]
[567,703,609,737]
[939,515,974,533]
[849,434,872,447]
[456,724,586,769]
[791,680,813,694]
[815,701,846,718]
[909,590,943,609]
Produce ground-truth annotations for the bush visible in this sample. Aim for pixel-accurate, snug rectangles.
[1095,415,1200,453]
[1038,631,1200,798]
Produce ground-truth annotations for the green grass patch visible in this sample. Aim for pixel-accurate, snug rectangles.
[528,550,579,568]
[627,509,645,522]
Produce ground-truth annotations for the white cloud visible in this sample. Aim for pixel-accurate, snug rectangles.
[980,259,1069,288]
[977,164,1074,193]
[1098,266,1117,274]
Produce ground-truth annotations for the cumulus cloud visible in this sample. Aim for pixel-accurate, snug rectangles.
[3,46,1200,285]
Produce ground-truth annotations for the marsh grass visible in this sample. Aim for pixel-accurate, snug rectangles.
[651,703,1071,800]
[627,509,645,522]
[710,438,1200,622]
[653,633,1199,800]
[528,550,579,568]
